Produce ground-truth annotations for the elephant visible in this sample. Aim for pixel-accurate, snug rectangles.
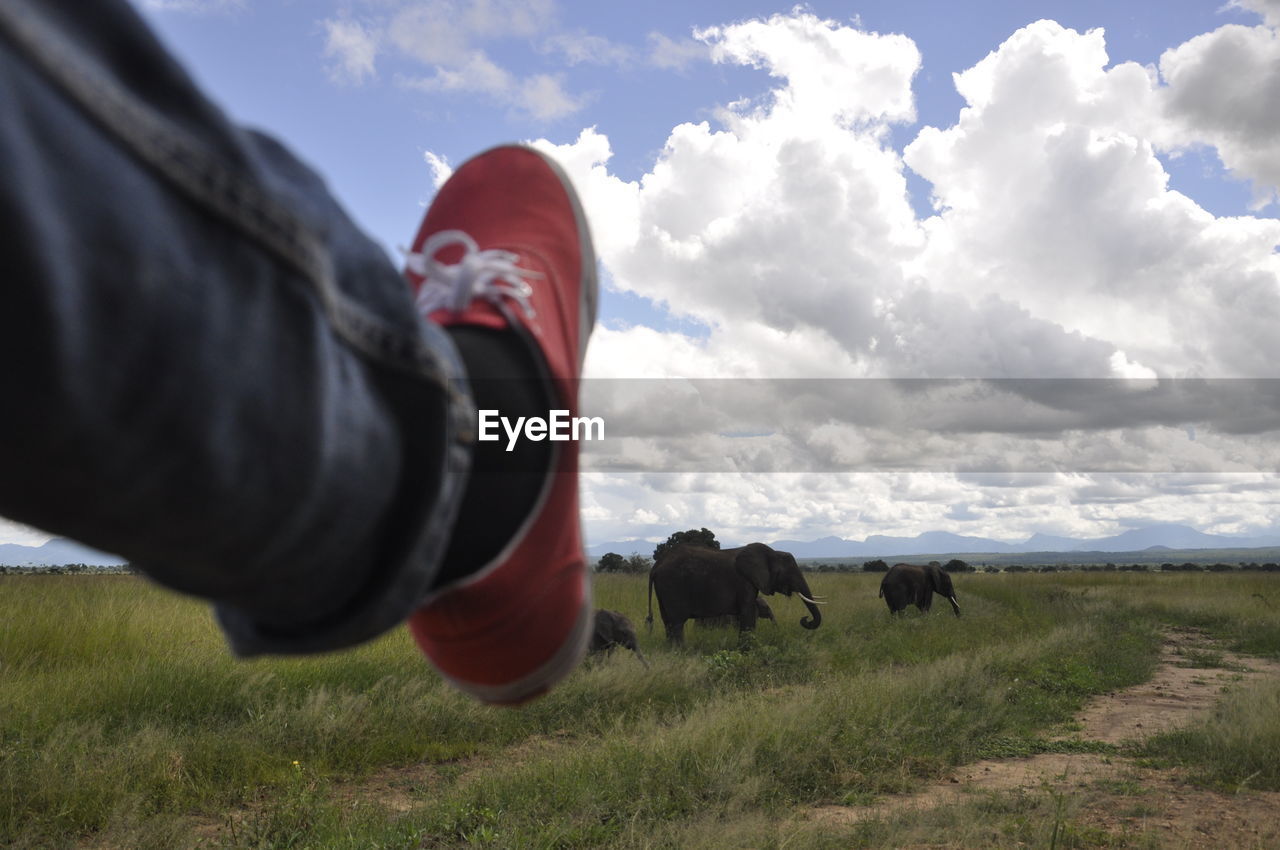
[879,563,961,617]
[646,542,824,643]
[588,609,649,667]
[696,595,777,629]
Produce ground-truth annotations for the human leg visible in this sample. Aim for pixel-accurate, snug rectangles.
[0,2,600,702]
[0,0,472,654]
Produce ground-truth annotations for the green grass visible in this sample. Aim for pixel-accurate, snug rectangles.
[1139,676,1280,792]
[1,570,1278,847]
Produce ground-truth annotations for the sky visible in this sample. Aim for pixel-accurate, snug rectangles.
[6,0,1280,549]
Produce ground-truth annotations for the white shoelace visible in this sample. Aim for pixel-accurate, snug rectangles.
[402,230,538,319]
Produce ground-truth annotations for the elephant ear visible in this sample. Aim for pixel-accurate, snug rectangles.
[927,565,947,592]
[734,543,772,594]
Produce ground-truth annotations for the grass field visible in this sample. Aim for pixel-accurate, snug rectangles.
[2,570,1278,848]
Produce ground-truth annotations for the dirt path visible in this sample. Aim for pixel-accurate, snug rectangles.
[812,628,1280,847]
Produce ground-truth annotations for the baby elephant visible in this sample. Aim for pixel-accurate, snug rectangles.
[879,563,961,617]
[589,609,649,667]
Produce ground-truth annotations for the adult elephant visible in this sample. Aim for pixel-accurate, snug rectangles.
[646,543,824,643]
[588,609,649,667]
[879,563,961,616]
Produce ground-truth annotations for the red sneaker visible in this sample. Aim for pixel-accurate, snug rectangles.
[402,145,597,705]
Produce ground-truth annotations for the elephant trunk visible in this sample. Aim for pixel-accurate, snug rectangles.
[947,595,961,617]
[800,596,822,629]
[796,576,822,630]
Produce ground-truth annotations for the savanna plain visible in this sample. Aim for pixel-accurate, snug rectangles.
[3,570,1279,849]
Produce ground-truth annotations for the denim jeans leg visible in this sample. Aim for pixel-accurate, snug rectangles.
[0,0,474,654]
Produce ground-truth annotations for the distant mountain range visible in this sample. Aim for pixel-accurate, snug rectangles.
[587,524,1280,560]
[7,524,1279,567]
[0,538,126,566]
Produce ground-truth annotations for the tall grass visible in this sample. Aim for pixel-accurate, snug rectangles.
[1018,570,1280,656]
[2,570,1276,848]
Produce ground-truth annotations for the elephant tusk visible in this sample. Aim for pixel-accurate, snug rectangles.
[799,594,828,605]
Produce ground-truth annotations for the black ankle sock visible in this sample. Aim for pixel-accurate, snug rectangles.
[433,327,554,588]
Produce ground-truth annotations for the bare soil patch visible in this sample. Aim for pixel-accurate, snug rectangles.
[812,628,1280,847]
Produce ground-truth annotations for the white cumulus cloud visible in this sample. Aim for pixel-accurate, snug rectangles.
[906,19,1280,377]
[540,13,1157,381]
[1157,21,1280,208]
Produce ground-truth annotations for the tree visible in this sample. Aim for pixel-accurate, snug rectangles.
[653,528,719,565]
[596,552,625,573]
[861,559,889,573]
[625,554,654,574]
[942,559,973,573]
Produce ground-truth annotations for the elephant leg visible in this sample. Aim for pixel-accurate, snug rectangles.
[664,620,685,644]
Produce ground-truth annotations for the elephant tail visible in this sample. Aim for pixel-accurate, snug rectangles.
[646,570,655,632]
[878,576,885,598]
